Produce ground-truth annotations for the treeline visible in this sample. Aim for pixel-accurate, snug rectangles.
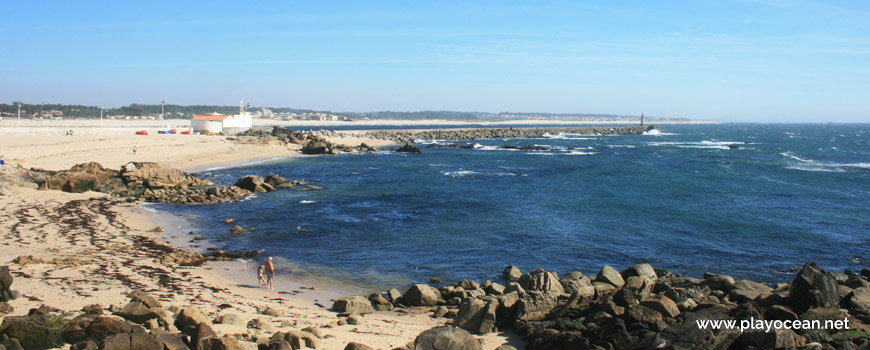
[346,110,487,120]
[0,102,325,119]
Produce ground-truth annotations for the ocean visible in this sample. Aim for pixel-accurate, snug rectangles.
[155,123,870,291]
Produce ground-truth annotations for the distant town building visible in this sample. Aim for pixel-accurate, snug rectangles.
[191,112,253,135]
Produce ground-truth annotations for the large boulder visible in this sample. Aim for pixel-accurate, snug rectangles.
[40,162,127,193]
[515,291,559,321]
[621,264,658,281]
[114,301,159,324]
[333,296,374,315]
[234,176,274,193]
[175,306,212,330]
[100,329,162,350]
[344,342,375,350]
[270,330,320,350]
[518,269,565,294]
[0,315,63,350]
[729,279,773,303]
[397,143,422,153]
[120,162,209,189]
[198,335,243,350]
[640,295,680,318]
[789,262,839,313]
[414,326,482,350]
[596,265,626,288]
[302,141,334,155]
[503,266,522,283]
[403,284,441,307]
[453,298,498,334]
[0,266,14,302]
[845,287,870,311]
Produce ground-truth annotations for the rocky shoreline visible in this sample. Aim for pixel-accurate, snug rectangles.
[3,259,868,349]
[330,262,870,350]
[12,161,319,205]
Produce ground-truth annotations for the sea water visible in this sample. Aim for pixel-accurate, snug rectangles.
[155,123,870,290]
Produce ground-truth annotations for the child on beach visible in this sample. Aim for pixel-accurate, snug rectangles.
[257,265,266,288]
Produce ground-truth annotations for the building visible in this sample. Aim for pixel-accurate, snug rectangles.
[191,112,252,135]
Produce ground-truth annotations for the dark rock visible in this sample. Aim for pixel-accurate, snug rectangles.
[115,301,159,324]
[0,302,12,315]
[302,141,334,155]
[414,326,481,350]
[267,339,292,350]
[403,284,441,307]
[845,287,870,311]
[740,329,806,349]
[596,265,625,288]
[0,266,14,302]
[154,333,190,350]
[270,330,320,349]
[189,323,217,349]
[387,288,403,304]
[789,262,839,313]
[454,298,498,334]
[0,315,62,349]
[367,293,393,311]
[344,342,375,350]
[70,340,98,350]
[175,306,212,330]
[702,272,737,291]
[198,335,242,350]
[101,331,162,350]
[333,296,374,315]
[765,305,799,321]
[625,305,663,324]
[60,314,98,344]
[234,175,274,193]
[396,143,422,153]
[84,316,132,342]
[516,291,560,321]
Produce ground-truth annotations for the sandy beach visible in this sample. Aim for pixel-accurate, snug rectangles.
[0,120,518,349]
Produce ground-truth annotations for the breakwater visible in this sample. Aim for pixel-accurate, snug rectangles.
[334,125,658,143]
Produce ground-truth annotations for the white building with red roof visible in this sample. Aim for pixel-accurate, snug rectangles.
[190,112,252,135]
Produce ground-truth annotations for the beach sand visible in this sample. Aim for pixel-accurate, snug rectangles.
[0,120,519,349]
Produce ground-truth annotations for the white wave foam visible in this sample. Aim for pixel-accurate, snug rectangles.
[643,129,679,136]
[441,170,478,178]
[648,140,742,150]
[567,151,596,156]
[299,200,316,204]
[542,132,595,140]
[608,145,636,148]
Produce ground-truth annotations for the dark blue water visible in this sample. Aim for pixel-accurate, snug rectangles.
[161,123,870,290]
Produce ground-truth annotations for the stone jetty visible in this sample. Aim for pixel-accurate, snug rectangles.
[342,125,658,143]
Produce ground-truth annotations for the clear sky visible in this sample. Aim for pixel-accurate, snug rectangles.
[3,1,869,122]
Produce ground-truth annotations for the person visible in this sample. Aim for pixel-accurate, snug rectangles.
[133,146,137,155]
[257,265,266,288]
[265,257,275,290]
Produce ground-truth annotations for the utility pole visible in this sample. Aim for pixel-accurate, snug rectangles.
[17,103,21,127]
[100,107,104,127]
[161,101,165,120]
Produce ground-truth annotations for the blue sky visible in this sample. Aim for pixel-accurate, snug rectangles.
[3,1,869,122]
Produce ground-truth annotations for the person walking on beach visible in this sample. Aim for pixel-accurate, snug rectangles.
[133,146,137,155]
[265,257,275,290]
[257,265,267,288]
